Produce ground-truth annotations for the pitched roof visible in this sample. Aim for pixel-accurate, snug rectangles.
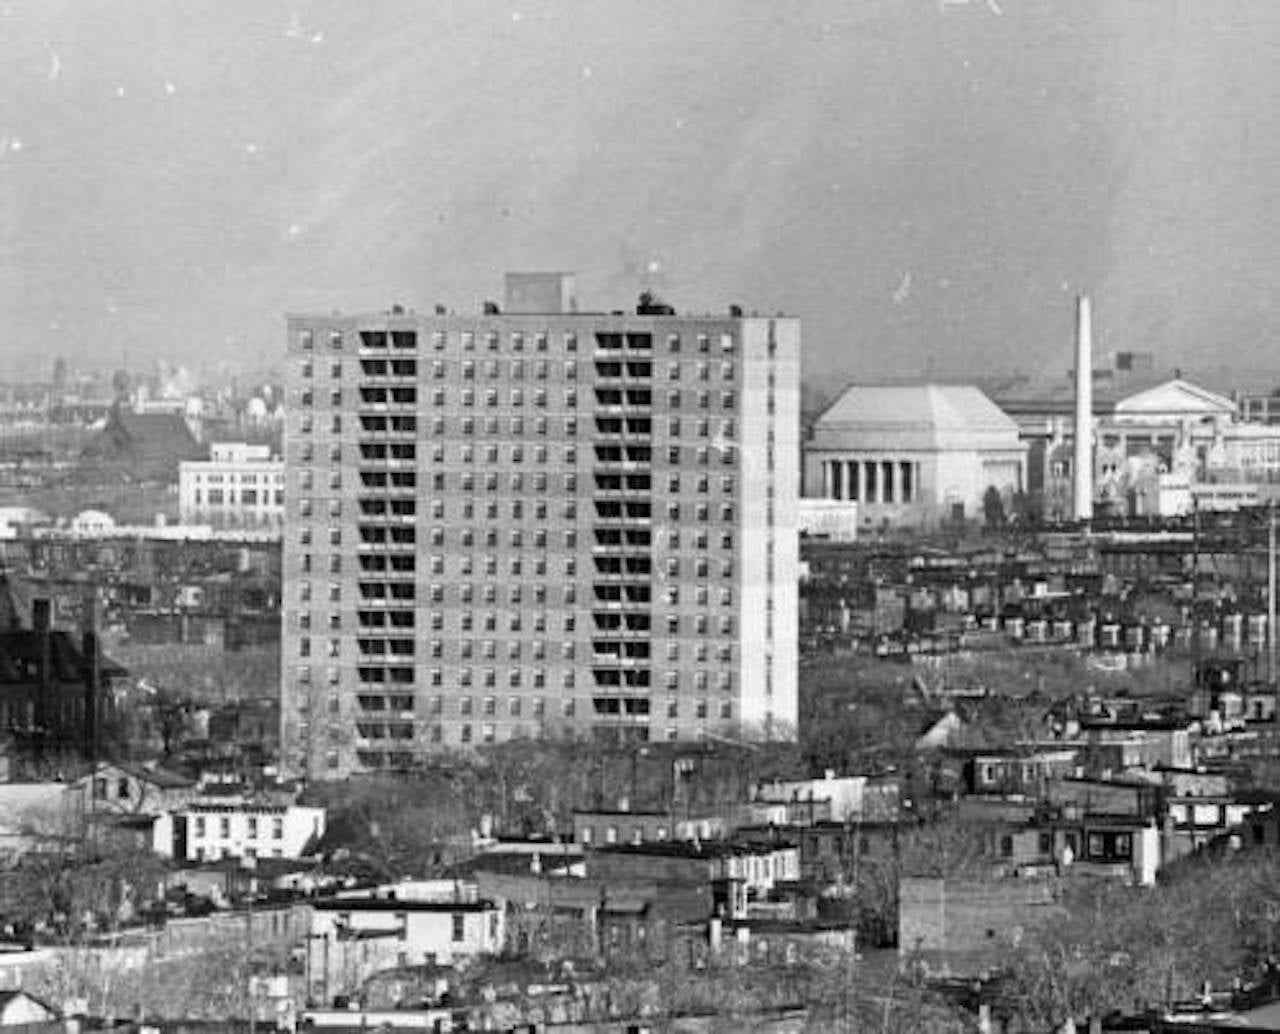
[82,404,204,474]
[811,384,1021,452]
[80,761,194,790]
[0,629,127,684]
[1114,377,1238,419]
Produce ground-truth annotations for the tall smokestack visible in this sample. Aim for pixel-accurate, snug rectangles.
[1073,295,1094,521]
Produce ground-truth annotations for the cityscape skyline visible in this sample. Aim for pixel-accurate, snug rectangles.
[1,4,1280,1027]
[8,2,1280,383]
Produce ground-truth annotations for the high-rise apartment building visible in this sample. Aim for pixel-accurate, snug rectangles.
[281,273,798,778]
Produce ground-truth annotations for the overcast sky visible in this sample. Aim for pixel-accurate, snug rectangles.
[3,1,1280,385]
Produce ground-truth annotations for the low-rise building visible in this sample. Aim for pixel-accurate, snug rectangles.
[1044,776,1164,820]
[993,815,1162,885]
[1078,720,1195,774]
[67,761,196,817]
[752,771,886,824]
[306,881,504,1003]
[797,499,859,542]
[155,796,325,862]
[962,748,1081,796]
[586,841,801,920]
[572,806,738,847]
[788,819,901,884]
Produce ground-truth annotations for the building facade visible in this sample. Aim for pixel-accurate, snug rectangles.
[179,442,285,529]
[803,384,1025,530]
[281,273,799,777]
[1000,376,1280,519]
[156,799,326,861]
[307,881,504,1001]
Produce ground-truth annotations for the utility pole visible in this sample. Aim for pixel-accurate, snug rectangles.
[1191,497,1201,683]
[1269,503,1276,690]
[241,856,257,1034]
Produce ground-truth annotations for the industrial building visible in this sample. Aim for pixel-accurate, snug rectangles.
[280,273,799,777]
[802,384,1025,530]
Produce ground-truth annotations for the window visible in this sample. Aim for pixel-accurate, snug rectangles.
[452,914,466,942]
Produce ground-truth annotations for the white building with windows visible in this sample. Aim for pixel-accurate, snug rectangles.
[803,384,1025,530]
[155,799,326,862]
[179,442,284,530]
[306,881,504,1001]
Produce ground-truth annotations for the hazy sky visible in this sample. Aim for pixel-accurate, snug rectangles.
[3,1,1280,385]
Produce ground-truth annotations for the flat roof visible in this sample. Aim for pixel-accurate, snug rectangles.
[312,897,495,913]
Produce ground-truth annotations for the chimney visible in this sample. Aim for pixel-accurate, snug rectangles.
[1073,295,1094,521]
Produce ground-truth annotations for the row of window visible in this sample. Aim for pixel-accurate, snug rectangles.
[296,557,734,601]
[346,665,738,699]
[338,719,728,751]
[294,638,735,665]
[350,695,735,722]
[299,357,741,383]
[298,524,730,552]
[338,414,736,439]
[189,472,283,484]
[296,492,737,520]
[296,611,736,654]
[297,328,735,355]
[413,560,733,585]
[300,386,742,409]
[299,578,734,606]
[297,412,738,440]
[193,489,283,506]
[298,386,740,411]
[192,815,285,840]
[330,445,742,471]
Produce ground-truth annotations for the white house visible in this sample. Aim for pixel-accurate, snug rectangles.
[306,881,504,1002]
[753,772,869,823]
[155,799,326,862]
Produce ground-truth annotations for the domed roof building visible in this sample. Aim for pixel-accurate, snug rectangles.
[803,384,1026,530]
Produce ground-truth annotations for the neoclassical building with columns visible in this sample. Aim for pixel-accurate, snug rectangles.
[803,384,1026,530]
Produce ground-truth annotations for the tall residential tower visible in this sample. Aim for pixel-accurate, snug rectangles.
[281,274,799,777]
